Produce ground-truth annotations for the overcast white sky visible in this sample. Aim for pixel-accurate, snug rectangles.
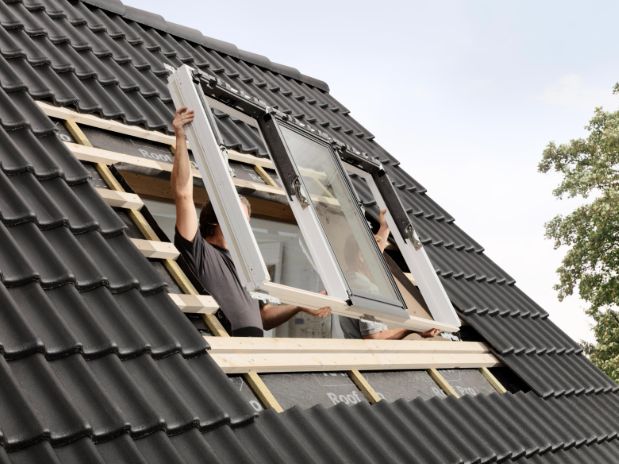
[127,0,619,343]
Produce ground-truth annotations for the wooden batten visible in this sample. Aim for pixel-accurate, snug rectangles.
[168,293,219,314]
[480,367,507,394]
[428,368,459,397]
[348,369,382,404]
[65,142,285,198]
[204,337,500,374]
[243,371,284,412]
[41,101,175,145]
[130,238,180,259]
[95,188,144,209]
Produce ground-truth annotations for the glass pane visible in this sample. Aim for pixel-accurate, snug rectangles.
[279,125,402,307]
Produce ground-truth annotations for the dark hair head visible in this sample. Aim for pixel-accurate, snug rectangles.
[199,196,251,238]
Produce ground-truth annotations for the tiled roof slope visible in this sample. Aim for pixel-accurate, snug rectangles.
[0,0,609,398]
[0,1,616,463]
[0,71,257,460]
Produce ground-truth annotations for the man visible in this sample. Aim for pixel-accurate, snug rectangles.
[339,208,442,340]
[171,107,330,336]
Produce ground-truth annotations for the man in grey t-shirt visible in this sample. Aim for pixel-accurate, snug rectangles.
[171,107,330,336]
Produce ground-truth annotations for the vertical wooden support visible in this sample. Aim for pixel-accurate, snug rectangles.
[428,368,459,397]
[348,369,382,404]
[480,367,507,394]
[254,165,279,187]
[244,371,283,412]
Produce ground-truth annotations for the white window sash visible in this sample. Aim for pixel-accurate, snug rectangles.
[167,65,270,291]
[345,163,460,328]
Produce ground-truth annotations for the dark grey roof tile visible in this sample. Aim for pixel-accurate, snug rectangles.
[0,355,47,449]
[67,180,126,235]
[112,289,182,358]
[6,282,79,359]
[426,244,513,283]
[43,226,107,288]
[504,353,618,398]
[71,285,149,358]
[44,284,116,358]
[100,232,166,292]
[201,425,256,464]
[6,125,59,176]
[48,354,127,439]
[3,442,61,464]
[132,431,185,464]
[0,281,42,360]
[7,222,74,287]
[92,433,148,464]
[40,177,100,231]
[119,354,198,433]
[51,437,105,464]
[167,428,223,464]
[73,230,141,291]
[157,352,235,429]
[0,169,36,225]
[86,354,164,437]
[12,59,78,105]
[8,353,91,444]
[0,222,38,286]
[66,2,107,31]
[182,353,257,426]
[443,277,546,317]
[73,77,124,118]
[134,290,207,356]
[463,313,582,355]
[507,440,619,463]
[0,54,28,91]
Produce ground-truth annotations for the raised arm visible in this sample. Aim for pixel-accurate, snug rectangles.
[171,107,197,241]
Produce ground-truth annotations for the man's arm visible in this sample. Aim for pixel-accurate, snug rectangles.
[261,304,331,331]
[363,327,441,340]
[171,107,197,241]
[363,328,410,340]
[374,208,390,253]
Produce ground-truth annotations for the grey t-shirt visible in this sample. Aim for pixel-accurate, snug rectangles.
[174,228,263,332]
[339,316,388,339]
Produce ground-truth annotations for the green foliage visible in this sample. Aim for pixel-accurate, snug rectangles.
[539,86,619,380]
[583,310,619,381]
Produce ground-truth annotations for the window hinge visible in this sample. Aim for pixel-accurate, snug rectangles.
[406,224,423,250]
[292,177,310,208]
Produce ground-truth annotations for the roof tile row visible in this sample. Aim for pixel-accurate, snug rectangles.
[4,390,618,464]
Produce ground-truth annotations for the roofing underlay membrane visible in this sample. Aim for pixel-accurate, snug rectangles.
[0,1,617,463]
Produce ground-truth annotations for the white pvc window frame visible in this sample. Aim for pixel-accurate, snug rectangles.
[167,65,458,332]
[167,65,270,291]
[345,163,461,328]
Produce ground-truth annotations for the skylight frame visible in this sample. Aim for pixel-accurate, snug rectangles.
[167,65,459,332]
[258,113,409,319]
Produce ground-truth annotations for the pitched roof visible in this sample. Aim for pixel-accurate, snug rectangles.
[0,1,617,463]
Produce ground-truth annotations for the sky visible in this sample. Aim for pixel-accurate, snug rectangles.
[126,0,619,343]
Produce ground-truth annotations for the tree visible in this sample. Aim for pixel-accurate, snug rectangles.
[538,85,619,381]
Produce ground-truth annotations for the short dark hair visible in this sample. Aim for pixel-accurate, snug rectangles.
[199,196,251,238]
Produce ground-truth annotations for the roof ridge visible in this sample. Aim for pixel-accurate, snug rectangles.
[80,0,331,92]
